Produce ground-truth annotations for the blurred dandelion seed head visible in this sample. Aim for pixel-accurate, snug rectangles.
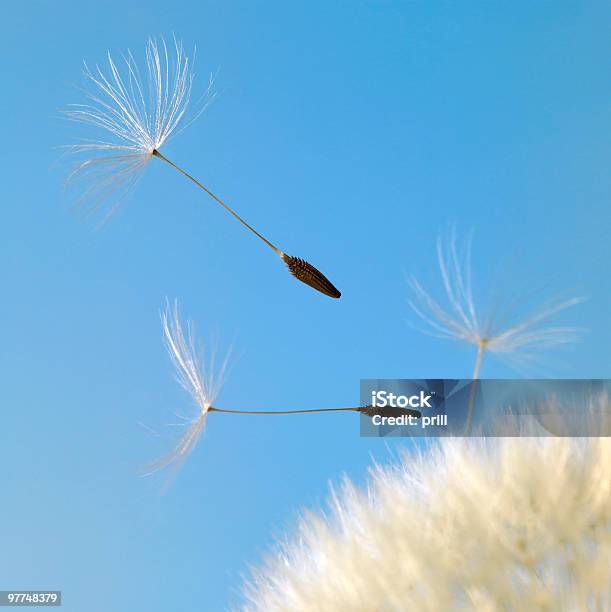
[145,301,229,475]
[63,36,215,218]
[408,230,585,366]
[242,399,611,610]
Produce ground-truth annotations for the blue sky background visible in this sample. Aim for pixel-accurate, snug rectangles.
[1,1,610,610]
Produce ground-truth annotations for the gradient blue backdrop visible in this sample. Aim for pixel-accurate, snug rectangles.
[1,2,610,610]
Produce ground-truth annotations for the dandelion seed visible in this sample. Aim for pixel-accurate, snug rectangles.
[65,36,340,298]
[148,301,399,475]
[409,230,584,434]
[241,405,611,611]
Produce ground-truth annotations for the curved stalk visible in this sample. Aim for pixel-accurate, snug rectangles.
[209,406,362,415]
[208,405,422,418]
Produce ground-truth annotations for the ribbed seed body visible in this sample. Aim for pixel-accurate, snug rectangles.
[282,255,341,299]
[358,405,422,419]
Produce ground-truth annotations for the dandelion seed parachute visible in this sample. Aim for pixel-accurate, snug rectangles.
[65,36,341,299]
[64,37,208,218]
[144,301,229,475]
[408,230,584,376]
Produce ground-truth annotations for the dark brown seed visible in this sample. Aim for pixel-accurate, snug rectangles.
[358,405,422,419]
[282,254,341,299]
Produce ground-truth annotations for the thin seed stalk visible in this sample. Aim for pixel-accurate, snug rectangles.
[152,149,341,298]
[208,406,362,415]
[152,148,282,256]
[472,341,486,380]
[464,339,487,435]
[208,405,422,418]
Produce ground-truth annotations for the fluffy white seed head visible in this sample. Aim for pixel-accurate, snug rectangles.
[408,230,584,366]
[241,397,611,611]
[64,36,214,218]
[146,301,228,475]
